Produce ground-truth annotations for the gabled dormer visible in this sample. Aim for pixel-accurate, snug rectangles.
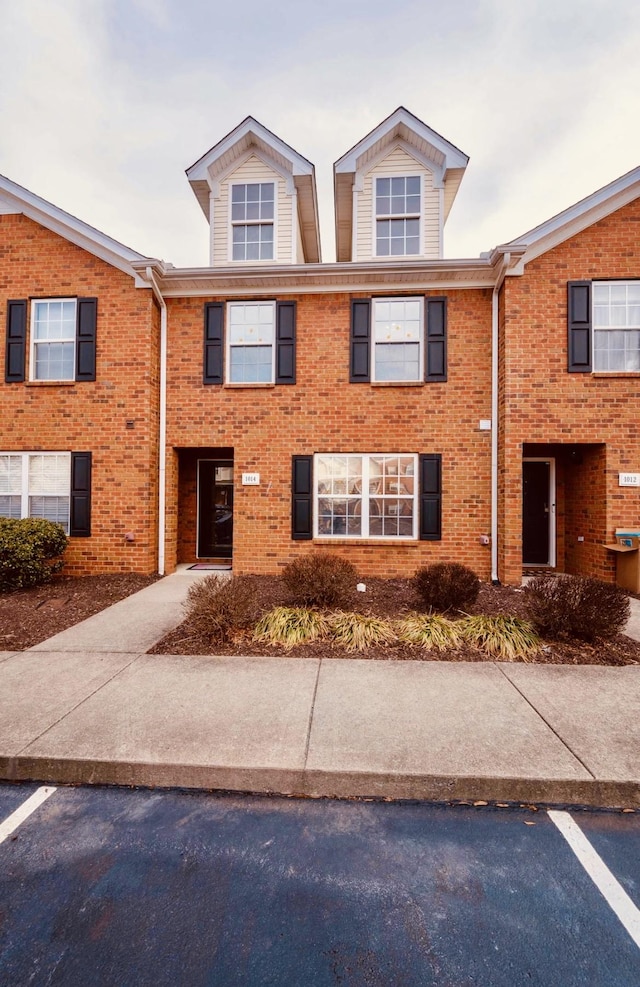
[186,117,321,266]
[333,107,468,263]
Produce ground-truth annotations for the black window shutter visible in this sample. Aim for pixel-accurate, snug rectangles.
[70,452,92,537]
[5,300,27,383]
[276,301,296,384]
[567,281,592,372]
[76,298,97,381]
[350,299,371,382]
[419,454,442,540]
[425,297,447,381]
[292,456,313,540]
[204,303,224,384]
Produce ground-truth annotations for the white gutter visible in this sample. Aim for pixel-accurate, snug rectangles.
[491,253,510,583]
[146,267,167,575]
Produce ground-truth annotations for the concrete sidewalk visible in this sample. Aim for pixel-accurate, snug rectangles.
[0,575,638,808]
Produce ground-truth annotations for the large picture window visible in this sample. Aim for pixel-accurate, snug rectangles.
[375,176,421,256]
[315,454,417,538]
[593,282,640,371]
[231,182,275,261]
[0,453,71,532]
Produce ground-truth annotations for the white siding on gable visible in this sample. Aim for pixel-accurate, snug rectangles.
[212,153,296,265]
[355,146,441,262]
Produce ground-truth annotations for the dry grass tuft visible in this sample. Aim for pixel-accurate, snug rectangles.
[253,606,330,649]
[395,613,462,650]
[459,614,540,660]
[328,611,397,652]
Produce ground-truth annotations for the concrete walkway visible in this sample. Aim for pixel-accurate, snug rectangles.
[0,574,638,808]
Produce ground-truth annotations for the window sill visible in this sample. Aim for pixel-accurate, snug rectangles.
[313,538,418,546]
[592,372,640,378]
[25,380,77,387]
[222,382,276,389]
[370,381,423,387]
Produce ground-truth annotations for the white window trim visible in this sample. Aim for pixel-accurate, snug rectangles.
[228,180,278,264]
[29,298,77,382]
[592,279,640,373]
[313,452,418,540]
[372,174,423,259]
[371,296,424,383]
[0,452,71,533]
[225,300,276,385]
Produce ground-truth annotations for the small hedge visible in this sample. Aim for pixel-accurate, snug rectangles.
[0,517,67,591]
[282,553,357,608]
[414,562,480,613]
[524,574,630,642]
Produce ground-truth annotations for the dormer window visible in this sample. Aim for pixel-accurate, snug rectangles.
[231,182,275,261]
[375,176,421,256]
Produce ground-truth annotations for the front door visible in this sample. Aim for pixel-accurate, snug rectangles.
[522,459,554,565]
[197,460,233,558]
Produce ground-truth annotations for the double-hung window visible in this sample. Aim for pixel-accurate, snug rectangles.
[231,183,275,261]
[31,299,76,381]
[375,176,421,256]
[315,454,417,539]
[593,281,640,371]
[372,297,423,381]
[227,301,275,383]
[0,453,71,532]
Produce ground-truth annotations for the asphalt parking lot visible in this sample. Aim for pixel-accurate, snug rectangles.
[0,784,639,986]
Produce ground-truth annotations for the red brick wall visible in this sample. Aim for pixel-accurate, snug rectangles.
[165,289,494,578]
[499,197,640,584]
[0,214,159,574]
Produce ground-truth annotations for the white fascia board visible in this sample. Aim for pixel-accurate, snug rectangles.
[0,175,147,283]
[186,117,314,182]
[497,166,640,265]
[334,107,469,175]
[151,258,495,297]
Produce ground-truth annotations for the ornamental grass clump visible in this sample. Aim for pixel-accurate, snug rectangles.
[184,574,257,644]
[328,611,397,652]
[524,574,630,643]
[459,614,540,661]
[282,553,357,608]
[413,562,480,613]
[395,613,462,651]
[253,606,330,650]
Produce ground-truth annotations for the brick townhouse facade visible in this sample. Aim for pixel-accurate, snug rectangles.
[2,108,640,584]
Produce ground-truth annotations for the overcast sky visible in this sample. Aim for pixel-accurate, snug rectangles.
[2,0,640,266]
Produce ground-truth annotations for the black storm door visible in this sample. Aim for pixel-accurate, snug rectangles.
[198,460,234,558]
[522,460,551,565]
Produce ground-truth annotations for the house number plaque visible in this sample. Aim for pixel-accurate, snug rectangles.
[619,473,640,487]
[242,473,260,485]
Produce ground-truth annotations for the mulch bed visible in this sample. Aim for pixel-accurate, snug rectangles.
[150,576,640,666]
[0,573,159,650]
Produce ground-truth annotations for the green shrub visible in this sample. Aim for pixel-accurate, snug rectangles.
[328,611,397,652]
[459,614,540,660]
[413,562,480,613]
[524,575,630,642]
[254,606,330,649]
[396,613,462,650]
[184,574,257,644]
[282,553,358,607]
[0,518,67,591]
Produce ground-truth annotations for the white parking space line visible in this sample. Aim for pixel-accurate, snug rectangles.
[548,810,640,950]
[0,786,56,845]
